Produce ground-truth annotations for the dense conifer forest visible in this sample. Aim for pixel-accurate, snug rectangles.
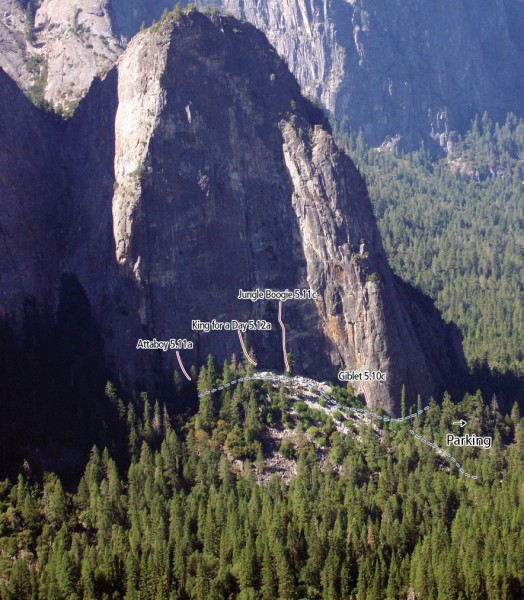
[1,357,523,599]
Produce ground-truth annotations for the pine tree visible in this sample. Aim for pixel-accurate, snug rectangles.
[152,400,162,437]
[196,393,216,431]
[510,401,520,426]
[5,559,33,599]
[261,540,277,600]
[56,551,77,598]
[366,524,377,549]
[255,443,265,475]
[44,475,67,530]
[286,352,295,375]
[142,393,153,441]
[275,543,295,600]
[386,551,401,599]
[162,404,172,436]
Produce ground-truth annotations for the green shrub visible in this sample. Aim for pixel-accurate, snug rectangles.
[352,252,369,263]
[279,438,296,459]
[365,272,381,284]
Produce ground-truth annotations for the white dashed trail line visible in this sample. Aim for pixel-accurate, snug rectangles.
[197,373,478,479]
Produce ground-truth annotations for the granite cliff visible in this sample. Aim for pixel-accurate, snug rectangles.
[201,0,524,150]
[0,12,465,414]
[1,0,523,148]
[0,66,63,320]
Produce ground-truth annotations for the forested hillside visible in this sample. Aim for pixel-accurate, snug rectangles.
[334,113,524,377]
[0,4,523,599]
[1,358,523,599]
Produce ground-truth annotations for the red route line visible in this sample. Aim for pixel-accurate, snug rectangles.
[278,301,290,371]
[359,381,370,405]
[176,351,192,381]
[237,330,257,366]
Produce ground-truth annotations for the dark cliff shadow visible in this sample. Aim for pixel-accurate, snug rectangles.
[469,360,524,414]
[393,274,469,396]
[393,274,524,411]
[0,274,128,483]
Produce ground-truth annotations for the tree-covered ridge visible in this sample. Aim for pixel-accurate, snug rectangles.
[1,357,523,600]
[448,112,524,181]
[334,113,524,376]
